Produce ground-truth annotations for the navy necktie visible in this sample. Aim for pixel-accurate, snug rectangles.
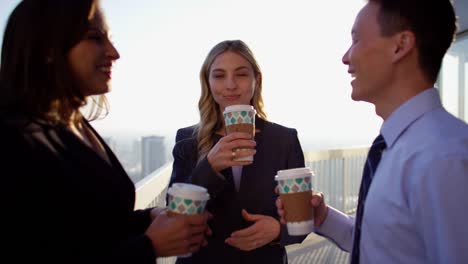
[351,134,387,264]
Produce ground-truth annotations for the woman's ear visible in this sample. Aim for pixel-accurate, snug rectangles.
[392,30,415,63]
[255,72,262,88]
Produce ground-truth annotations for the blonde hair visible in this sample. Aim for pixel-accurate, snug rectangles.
[196,40,267,162]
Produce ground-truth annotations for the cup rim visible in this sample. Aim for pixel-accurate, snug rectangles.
[223,104,256,113]
[168,183,210,201]
[275,167,314,180]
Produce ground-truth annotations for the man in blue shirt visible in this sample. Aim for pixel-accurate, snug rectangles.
[277,0,468,263]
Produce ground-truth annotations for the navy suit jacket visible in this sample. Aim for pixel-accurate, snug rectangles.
[170,117,306,264]
[0,115,156,264]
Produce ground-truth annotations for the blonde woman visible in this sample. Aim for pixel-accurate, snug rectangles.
[170,40,306,264]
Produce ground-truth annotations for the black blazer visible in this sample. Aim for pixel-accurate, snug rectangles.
[170,117,306,264]
[0,116,156,264]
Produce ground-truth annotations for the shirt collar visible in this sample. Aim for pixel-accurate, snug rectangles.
[381,88,443,148]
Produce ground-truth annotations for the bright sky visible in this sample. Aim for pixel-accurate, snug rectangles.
[1,0,382,150]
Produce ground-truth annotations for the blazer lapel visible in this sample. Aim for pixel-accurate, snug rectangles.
[84,121,135,200]
[59,121,135,207]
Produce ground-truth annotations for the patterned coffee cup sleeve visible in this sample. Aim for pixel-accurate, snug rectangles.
[278,176,312,194]
[168,194,208,215]
[223,110,255,126]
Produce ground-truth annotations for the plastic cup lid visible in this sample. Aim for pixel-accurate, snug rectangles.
[275,167,314,180]
[223,104,256,114]
[168,183,210,201]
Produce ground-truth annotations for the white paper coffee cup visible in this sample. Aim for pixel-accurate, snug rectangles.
[223,105,256,162]
[167,183,209,215]
[275,167,315,236]
[166,183,210,257]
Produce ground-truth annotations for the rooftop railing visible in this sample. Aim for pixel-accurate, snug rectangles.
[135,146,368,264]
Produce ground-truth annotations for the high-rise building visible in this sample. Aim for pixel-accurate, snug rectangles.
[141,135,166,178]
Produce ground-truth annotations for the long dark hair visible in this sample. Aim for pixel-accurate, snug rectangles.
[0,0,100,124]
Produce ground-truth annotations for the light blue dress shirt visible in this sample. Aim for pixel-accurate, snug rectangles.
[317,88,468,263]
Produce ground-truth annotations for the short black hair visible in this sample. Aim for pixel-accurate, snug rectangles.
[370,0,457,83]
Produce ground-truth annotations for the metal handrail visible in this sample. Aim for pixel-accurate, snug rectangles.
[134,147,369,264]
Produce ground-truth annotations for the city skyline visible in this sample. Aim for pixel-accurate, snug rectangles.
[98,0,380,152]
[95,0,381,150]
[0,0,381,153]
